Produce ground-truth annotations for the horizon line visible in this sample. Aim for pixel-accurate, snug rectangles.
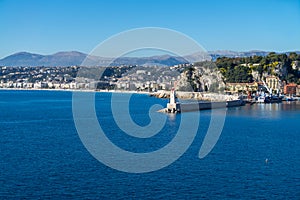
[1,49,300,59]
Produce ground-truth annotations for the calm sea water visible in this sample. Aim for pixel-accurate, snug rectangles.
[0,90,299,199]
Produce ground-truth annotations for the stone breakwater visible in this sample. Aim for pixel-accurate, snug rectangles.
[150,91,239,101]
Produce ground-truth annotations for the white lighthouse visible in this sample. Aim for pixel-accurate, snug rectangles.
[167,88,180,113]
[170,88,176,104]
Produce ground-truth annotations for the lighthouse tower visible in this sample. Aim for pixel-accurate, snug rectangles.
[167,88,179,113]
[170,88,176,104]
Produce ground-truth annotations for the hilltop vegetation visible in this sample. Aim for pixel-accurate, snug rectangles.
[215,52,300,84]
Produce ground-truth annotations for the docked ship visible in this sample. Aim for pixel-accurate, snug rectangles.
[255,81,282,103]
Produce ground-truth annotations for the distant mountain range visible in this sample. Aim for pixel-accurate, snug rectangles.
[0,50,298,67]
[0,51,189,67]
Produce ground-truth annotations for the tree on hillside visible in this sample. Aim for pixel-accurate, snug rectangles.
[224,65,253,83]
[288,52,298,61]
[252,55,263,63]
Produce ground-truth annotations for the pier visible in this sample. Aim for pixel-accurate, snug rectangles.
[162,89,245,113]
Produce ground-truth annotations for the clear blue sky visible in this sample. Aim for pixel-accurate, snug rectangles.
[0,0,299,58]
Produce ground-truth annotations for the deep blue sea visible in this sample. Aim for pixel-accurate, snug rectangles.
[0,90,299,199]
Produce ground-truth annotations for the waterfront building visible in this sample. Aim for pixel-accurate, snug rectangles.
[297,85,300,96]
[284,83,297,95]
[265,75,280,93]
[225,82,258,94]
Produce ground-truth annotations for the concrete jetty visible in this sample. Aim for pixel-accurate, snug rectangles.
[160,89,245,113]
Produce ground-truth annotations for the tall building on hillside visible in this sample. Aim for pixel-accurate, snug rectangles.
[265,75,280,93]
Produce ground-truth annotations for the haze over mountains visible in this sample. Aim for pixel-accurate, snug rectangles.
[0,50,297,67]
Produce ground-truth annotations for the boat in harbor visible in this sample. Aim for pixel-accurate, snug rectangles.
[256,95,266,103]
[255,81,282,103]
[283,95,297,101]
[264,95,282,103]
[256,93,282,103]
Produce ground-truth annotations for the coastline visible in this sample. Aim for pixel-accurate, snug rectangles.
[0,87,151,95]
[0,88,239,101]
